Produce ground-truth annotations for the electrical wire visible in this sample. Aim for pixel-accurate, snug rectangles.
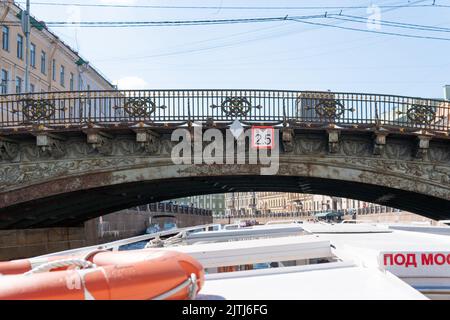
[4,14,450,41]
[87,0,426,63]
[13,1,450,10]
[289,18,450,41]
[327,14,450,33]
[0,15,322,27]
[337,13,450,32]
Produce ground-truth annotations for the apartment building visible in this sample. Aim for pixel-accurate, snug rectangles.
[0,1,114,95]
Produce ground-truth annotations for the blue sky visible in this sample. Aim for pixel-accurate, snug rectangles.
[20,0,450,98]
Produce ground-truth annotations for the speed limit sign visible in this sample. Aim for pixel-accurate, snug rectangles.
[251,126,275,149]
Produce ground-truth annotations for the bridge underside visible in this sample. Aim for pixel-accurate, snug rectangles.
[1,175,449,229]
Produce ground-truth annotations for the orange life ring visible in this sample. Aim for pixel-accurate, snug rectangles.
[0,250,204,300]
[0,248,194,275]
[0,254,74,275]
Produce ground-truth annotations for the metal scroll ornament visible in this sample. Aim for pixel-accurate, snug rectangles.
[210,97,262,117]
[15,98,60,121]
[405,104,436,125]
[122,97,166,117]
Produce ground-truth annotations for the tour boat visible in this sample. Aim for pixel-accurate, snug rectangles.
[0,220,449,300]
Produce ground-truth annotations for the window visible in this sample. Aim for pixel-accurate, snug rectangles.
[17,34,23,59]
[69,72,74,91]
[40,51,46,74]
[1,69,8,94]
[15,76,22,94]
[2,26,9,51]
[60,65,65,87]
[30,43,36,67]
[52,59,56,81]
[30,83,35,93]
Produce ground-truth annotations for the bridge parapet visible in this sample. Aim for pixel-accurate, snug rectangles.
[0,90,448,134]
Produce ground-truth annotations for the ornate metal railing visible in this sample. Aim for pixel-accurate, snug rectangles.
[0,90,448,131]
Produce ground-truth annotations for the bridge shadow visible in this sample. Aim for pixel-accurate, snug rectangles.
[1,175,449,229]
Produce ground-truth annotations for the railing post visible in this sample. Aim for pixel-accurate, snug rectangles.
[374,101,381,128]
[187,99,192,128]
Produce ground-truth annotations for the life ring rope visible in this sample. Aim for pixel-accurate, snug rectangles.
[152,273,198,300]
[24,258,96,275]
[145,232,185,248]
[23,248,110,275]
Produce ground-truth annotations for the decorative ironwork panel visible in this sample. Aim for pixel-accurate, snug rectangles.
[210,97,262,117]
[314,99,348,119]
[405,104,437,125]
[14,98,61,121]
[121,97,166,117]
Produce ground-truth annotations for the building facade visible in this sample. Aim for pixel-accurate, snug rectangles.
[174,194,226,217]
[0,1,114,95]
[225,192,257,217]
[224,192,399,218]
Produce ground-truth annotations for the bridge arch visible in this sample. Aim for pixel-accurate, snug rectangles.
[1,157,449,229]
[1,90,449,228]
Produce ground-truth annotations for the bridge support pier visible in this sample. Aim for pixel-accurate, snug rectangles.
[83,126,113,155]
[373,130,389,155]
[326,128,340,153]
[133,127,160,154]
[34,131,66,158]
[282,129,294,153]
[415,132,433,160]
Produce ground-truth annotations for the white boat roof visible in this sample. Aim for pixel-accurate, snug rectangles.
[198,263,427,300]
[300,222,392,234]
[385,224,450,236]
[167,235,331,268]
[318,228,450,252]
[185,224,304,244]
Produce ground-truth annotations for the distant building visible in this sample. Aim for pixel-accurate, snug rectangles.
[0,1,114,95]
[224,192,398,218]
[225,192,257,217]
[174,194,225,217]
[297,91,337,122]
[435,85,450,129]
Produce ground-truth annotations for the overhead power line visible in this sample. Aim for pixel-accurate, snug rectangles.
[290,18,450,41]
[3,12,450,42]
[14,1,450,10]
[4,13,450,33]
[327,14,450,33]
[1,15,323,27]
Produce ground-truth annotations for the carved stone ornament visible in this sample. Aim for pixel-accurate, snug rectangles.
[0,139,19,160]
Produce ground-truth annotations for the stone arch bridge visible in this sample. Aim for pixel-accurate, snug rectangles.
[0,89,449,229]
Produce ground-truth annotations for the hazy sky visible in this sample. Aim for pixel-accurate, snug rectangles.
[18,0,450,98]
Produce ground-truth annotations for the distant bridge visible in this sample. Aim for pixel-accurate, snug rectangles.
[0,89,449,229]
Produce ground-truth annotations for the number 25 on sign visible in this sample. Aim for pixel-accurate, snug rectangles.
[251,126,274,149]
